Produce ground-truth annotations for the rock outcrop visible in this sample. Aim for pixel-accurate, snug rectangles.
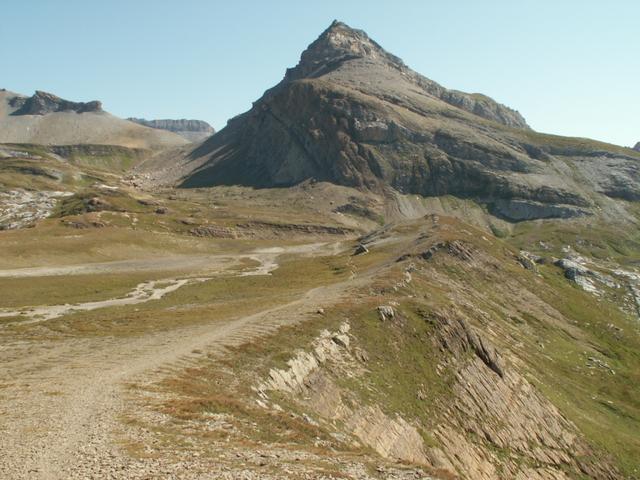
[10,90,102,115]
[377,305,395,321]
[178,21,640,221]
[0,189,73,230]
[256,303,620,479]
[430,307,620,480]
[633,142,640,152]
[127,118,215,142]
[257,323,431,466]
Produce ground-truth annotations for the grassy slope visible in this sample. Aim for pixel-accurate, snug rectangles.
[113,216,630,478]
[0,143,150,193]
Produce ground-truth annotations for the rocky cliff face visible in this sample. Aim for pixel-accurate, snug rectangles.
[10,90,102,115]
[178,21,640,222]
[127,118,214,142]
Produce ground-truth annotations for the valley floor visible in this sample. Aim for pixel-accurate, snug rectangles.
[0,178,639,480]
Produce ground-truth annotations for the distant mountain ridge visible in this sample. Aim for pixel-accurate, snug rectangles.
[127,118,214,143]
[0,89,188,149]
[9,90,102,116]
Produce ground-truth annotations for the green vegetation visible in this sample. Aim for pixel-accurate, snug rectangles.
[53,187,148,217]
[27,252,351,338]
[52,145,148,172]
[530,267,640,475]
[339,303,456,428]
[509,217,640,265]
[517,129,640,158]
[489,222,508,238]
[0,272,161,308]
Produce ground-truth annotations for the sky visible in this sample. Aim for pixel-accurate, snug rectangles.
[2,0,638,147]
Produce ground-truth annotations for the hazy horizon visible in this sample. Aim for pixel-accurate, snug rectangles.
[3,0,638,147]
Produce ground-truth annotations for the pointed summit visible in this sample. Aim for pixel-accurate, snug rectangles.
[272,21,527,129]
[283,20,404,83]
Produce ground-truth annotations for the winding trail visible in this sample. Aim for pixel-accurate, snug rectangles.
[0,241,363,479]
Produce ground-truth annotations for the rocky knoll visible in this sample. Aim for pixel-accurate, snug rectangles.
[127,118,214,142]
[179,21,640,222]
[10,90,102,115]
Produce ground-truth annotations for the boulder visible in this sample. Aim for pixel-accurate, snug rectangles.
[354,243,369,255]
[377,305,395,321]
[517,251,542,271]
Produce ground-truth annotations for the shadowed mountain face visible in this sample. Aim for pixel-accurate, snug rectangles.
[634,142,640,152]
[180,21,640,221]
[127,118,215,143]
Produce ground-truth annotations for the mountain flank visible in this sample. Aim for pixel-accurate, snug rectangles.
[173,21,640,223]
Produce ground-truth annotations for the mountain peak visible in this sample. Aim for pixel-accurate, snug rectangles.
[283,20,404,82]
[327,19,347,30]
[633,141,640,152]
[275,22,527,129]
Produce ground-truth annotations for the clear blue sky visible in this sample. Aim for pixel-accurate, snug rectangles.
[2,0,638,146]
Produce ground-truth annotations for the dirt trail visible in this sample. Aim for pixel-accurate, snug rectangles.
[0,241,362,479]
[0,254,236,278]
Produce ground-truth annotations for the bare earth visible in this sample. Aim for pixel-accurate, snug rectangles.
[0,242,362,479]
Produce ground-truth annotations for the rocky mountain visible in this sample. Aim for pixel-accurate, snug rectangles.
[9,90,102,116]
[633,141,640,152]
[127,118,214,142]
[273,21,529,130]
[1,20,639,480]
[177,21,640,222]
[0,89,188,149]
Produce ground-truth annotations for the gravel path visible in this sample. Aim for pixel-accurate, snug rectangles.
[0,242,361,479]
